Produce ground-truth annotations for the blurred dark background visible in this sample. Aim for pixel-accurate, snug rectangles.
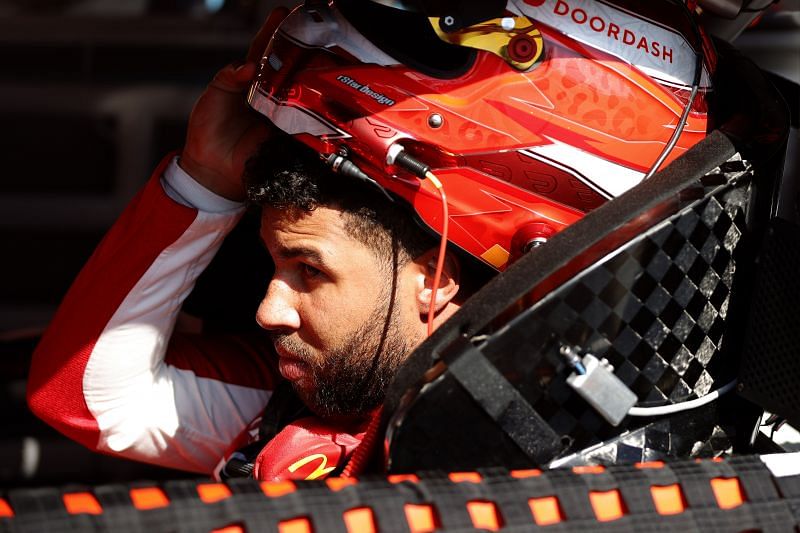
[0,0,797,487]
[0,0,293,487]
[0,0,288,336]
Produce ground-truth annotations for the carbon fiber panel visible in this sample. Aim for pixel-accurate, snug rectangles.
[477,157,751,453]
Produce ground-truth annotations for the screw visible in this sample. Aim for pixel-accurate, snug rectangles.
[443,15,455,27]
[428,113,444,128]
[523,237,548,252]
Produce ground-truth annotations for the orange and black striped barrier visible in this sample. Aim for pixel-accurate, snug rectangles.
[1,454,798,532]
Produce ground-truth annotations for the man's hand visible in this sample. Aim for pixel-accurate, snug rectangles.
[180,7,289,201]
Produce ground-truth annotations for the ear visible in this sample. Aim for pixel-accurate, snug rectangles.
[413,249,461,315]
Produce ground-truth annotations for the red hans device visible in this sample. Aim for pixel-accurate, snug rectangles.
[248,0,715,271]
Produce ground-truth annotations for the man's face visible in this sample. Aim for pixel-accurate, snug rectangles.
[257,206,421,420]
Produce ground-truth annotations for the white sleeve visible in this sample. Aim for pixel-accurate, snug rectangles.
[30,155,275,474]
[84,166,270,473]
[162,156,245,213]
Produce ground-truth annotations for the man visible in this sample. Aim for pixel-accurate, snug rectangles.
[26,10,475,481]
[244,138,458,421]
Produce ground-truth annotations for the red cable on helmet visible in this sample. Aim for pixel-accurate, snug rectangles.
[424,171,449,337]
[384,148,450,335]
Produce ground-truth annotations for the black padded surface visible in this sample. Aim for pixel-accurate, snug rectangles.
[738,217,800,428]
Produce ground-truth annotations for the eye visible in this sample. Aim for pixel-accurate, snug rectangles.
[300,263,322,279]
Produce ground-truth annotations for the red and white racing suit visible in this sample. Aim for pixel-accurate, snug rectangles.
[27,155,363,480]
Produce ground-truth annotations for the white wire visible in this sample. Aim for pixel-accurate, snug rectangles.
[627,380,738,417]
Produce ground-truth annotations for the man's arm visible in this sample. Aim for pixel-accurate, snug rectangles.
[27,155,277,473]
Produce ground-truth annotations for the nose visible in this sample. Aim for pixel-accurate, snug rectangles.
[256,278,301,331]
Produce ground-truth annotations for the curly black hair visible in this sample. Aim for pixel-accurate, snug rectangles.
[245,135,436,265]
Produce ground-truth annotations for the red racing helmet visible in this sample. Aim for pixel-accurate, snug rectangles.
[248,0,715,271]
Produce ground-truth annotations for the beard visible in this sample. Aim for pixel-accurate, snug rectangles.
[269,290,415,419]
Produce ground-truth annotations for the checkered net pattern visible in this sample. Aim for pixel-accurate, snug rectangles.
[508,157,752,452]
